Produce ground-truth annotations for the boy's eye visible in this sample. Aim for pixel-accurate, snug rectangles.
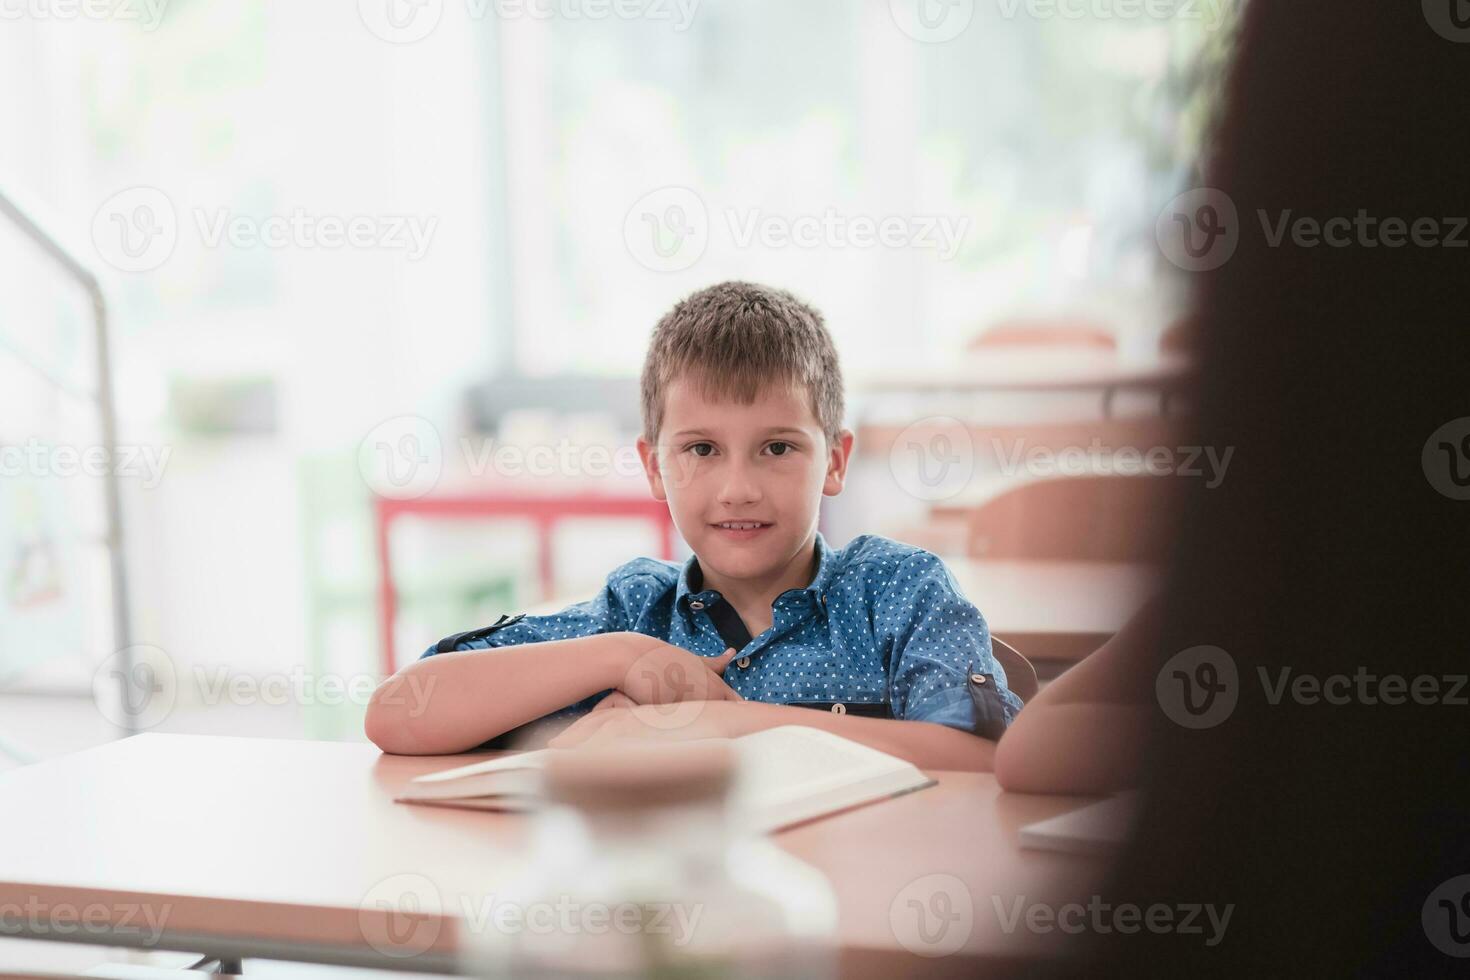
[765,441,792,456]
[689,443,715,457]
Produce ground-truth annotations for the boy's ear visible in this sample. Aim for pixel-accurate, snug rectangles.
[636,436,668,501]
[822,429,856,497]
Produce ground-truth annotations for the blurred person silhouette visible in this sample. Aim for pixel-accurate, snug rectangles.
[1027,1,1470,973]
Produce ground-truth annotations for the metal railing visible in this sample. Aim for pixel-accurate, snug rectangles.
[0,184,137,741]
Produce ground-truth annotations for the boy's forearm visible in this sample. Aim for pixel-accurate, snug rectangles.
[721,702,998,773]
[365,633,638,755]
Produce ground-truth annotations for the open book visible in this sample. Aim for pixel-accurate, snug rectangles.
[395,725,936,833]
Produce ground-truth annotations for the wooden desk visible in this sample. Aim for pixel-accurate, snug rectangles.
[0,734,1109,976]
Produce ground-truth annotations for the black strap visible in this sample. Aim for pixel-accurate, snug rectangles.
[701,599,753,651]
[785,700,893,719]
[967,671,1008,740]
[434,612,527,654]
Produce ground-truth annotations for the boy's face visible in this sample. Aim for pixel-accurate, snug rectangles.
[637,377,854,585]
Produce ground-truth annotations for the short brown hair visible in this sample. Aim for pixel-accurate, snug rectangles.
[640,281,844,443]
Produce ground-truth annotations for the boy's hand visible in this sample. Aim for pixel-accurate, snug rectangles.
[612,638,744,709]
[549,700,747,748]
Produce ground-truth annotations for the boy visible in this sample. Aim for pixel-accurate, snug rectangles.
[365,282,1023,770]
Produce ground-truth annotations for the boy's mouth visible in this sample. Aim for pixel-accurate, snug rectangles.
[709,520,773,540]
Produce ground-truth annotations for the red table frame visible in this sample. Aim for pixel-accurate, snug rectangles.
[373,495,677,674]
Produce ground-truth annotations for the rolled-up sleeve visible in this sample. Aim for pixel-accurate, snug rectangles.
[419,581,630,660]
[878,552,1024,737]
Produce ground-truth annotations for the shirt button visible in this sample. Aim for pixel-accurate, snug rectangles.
[689,600,705,611]
[831,702,846,714]
[737,656,751,669]
[970,673,986,685]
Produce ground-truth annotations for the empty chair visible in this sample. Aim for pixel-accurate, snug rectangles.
[967,316,1118,351]
[964,473,1176,562]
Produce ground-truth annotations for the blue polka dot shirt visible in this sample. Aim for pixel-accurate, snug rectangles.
[422,533,1024,738]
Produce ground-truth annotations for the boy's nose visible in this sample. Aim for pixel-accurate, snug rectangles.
[716,461,763,506]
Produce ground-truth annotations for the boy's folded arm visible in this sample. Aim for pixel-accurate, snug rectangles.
[365,632,645,755]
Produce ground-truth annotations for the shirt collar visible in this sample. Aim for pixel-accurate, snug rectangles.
[676,533,838,612]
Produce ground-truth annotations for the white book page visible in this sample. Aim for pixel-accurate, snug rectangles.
[728,726,917,813]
